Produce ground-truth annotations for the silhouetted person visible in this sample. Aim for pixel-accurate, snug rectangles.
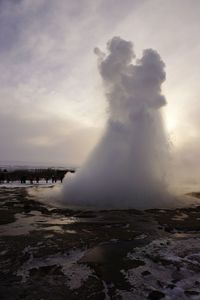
[21,175,26,184]
[60,174,64,183]
[36,176,39,184]
[0,173,5,183]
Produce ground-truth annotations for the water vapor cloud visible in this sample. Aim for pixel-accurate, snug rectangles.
[60,37,170,209]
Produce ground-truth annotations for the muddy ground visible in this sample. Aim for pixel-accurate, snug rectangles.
[0,187,200,299]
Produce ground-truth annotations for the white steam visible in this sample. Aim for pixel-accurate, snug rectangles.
[61,37,171,209]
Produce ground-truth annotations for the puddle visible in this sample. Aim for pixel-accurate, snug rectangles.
[172,213,189,221]
[0,211,77,236]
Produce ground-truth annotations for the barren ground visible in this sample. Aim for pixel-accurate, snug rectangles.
[0,187,200,299]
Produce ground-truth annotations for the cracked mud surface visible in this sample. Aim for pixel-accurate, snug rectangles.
[0,187,200,299]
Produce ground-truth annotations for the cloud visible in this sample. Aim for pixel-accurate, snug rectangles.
[0,112,101,166]
[0,0,147,166]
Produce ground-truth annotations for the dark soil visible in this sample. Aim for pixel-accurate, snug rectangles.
[0,187,200,299]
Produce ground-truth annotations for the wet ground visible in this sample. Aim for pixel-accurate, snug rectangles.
[0,187,200,299]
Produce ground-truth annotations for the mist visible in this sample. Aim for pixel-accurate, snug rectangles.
[60,37,171,209]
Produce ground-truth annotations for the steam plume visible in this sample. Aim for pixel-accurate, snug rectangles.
[61,37,170,209]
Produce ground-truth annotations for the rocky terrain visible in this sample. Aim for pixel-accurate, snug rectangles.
[0,187,200,299]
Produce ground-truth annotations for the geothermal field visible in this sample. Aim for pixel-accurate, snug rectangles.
[0,186,200,299]
[0,36,200,300]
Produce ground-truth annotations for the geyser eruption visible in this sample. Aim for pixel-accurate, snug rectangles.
[61,37,170,209]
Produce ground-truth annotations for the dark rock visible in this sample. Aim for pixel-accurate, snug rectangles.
[164,225,173,233]
[184,290,199,296]
[141,270,151,276]
[29,265,63,277]
[157,280,164,288]
[148,290,165,299]
[167,284,176,289]
[0,210,16,225]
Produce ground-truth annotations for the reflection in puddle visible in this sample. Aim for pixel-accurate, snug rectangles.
[135,234,147,240]
[174,232,200,238]
[0,211,77,236]
[44,226,64,233]
[172,212,189,221]
[66,230,76,234]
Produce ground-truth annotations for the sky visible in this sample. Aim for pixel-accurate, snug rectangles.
[0,0,200,181]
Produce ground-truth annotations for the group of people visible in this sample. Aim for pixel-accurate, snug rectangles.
[19,175,64,184]
[0,169,67,185]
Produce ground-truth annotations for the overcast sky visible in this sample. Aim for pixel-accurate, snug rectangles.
[0,0,200,178]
